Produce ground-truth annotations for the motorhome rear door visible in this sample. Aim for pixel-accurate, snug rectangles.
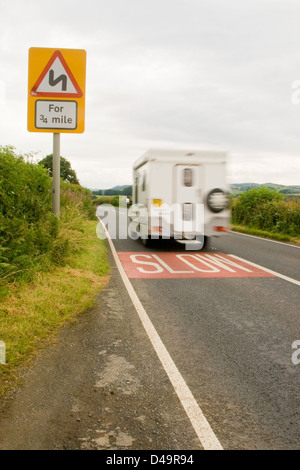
[173,165,203,236]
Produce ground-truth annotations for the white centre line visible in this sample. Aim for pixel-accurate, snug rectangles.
[100,220,223,451]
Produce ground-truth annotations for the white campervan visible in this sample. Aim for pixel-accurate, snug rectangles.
[129,149,230,248]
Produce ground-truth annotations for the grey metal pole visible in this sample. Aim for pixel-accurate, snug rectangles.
[52,133,61,218]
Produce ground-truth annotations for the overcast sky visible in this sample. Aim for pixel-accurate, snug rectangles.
[1,0,300,189]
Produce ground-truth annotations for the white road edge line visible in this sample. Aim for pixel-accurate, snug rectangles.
[100,220,223,451]
[229,254,300,287]
[229,230,300,249]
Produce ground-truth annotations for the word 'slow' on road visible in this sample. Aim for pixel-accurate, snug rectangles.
[117,252,276,279]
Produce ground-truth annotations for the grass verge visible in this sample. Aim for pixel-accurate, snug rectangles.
[0,220,110,398]
[231,224,300,245]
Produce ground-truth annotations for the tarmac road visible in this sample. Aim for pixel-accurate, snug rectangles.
[0,209,299,451]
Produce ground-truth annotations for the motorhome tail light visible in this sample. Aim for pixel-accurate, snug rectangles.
[151,226,162,233]
[207,189,229,213]
[152,199,162,208]
[214,226,228,232]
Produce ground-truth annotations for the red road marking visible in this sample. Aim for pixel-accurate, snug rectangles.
[117,252,276,279]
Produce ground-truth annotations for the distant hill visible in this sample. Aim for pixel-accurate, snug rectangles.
[92,185,132,196]
[92,183,300,198]
[231,183,300,196]
[110,185,129,191]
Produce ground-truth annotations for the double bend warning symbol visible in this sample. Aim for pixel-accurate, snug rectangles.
[31,50,83,98]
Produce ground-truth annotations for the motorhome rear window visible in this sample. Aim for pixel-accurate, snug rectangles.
[183,168,193,187]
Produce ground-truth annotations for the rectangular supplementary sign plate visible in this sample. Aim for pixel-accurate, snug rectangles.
[117,252,277,279]
[35,100,77,129]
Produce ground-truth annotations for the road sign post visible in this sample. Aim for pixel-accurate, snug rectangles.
[53,133,61,218]
[27,47,86,217]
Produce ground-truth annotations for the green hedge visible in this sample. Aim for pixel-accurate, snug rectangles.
[0,146,96,290]
[0,146,58,281]
[231,187,300,237]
